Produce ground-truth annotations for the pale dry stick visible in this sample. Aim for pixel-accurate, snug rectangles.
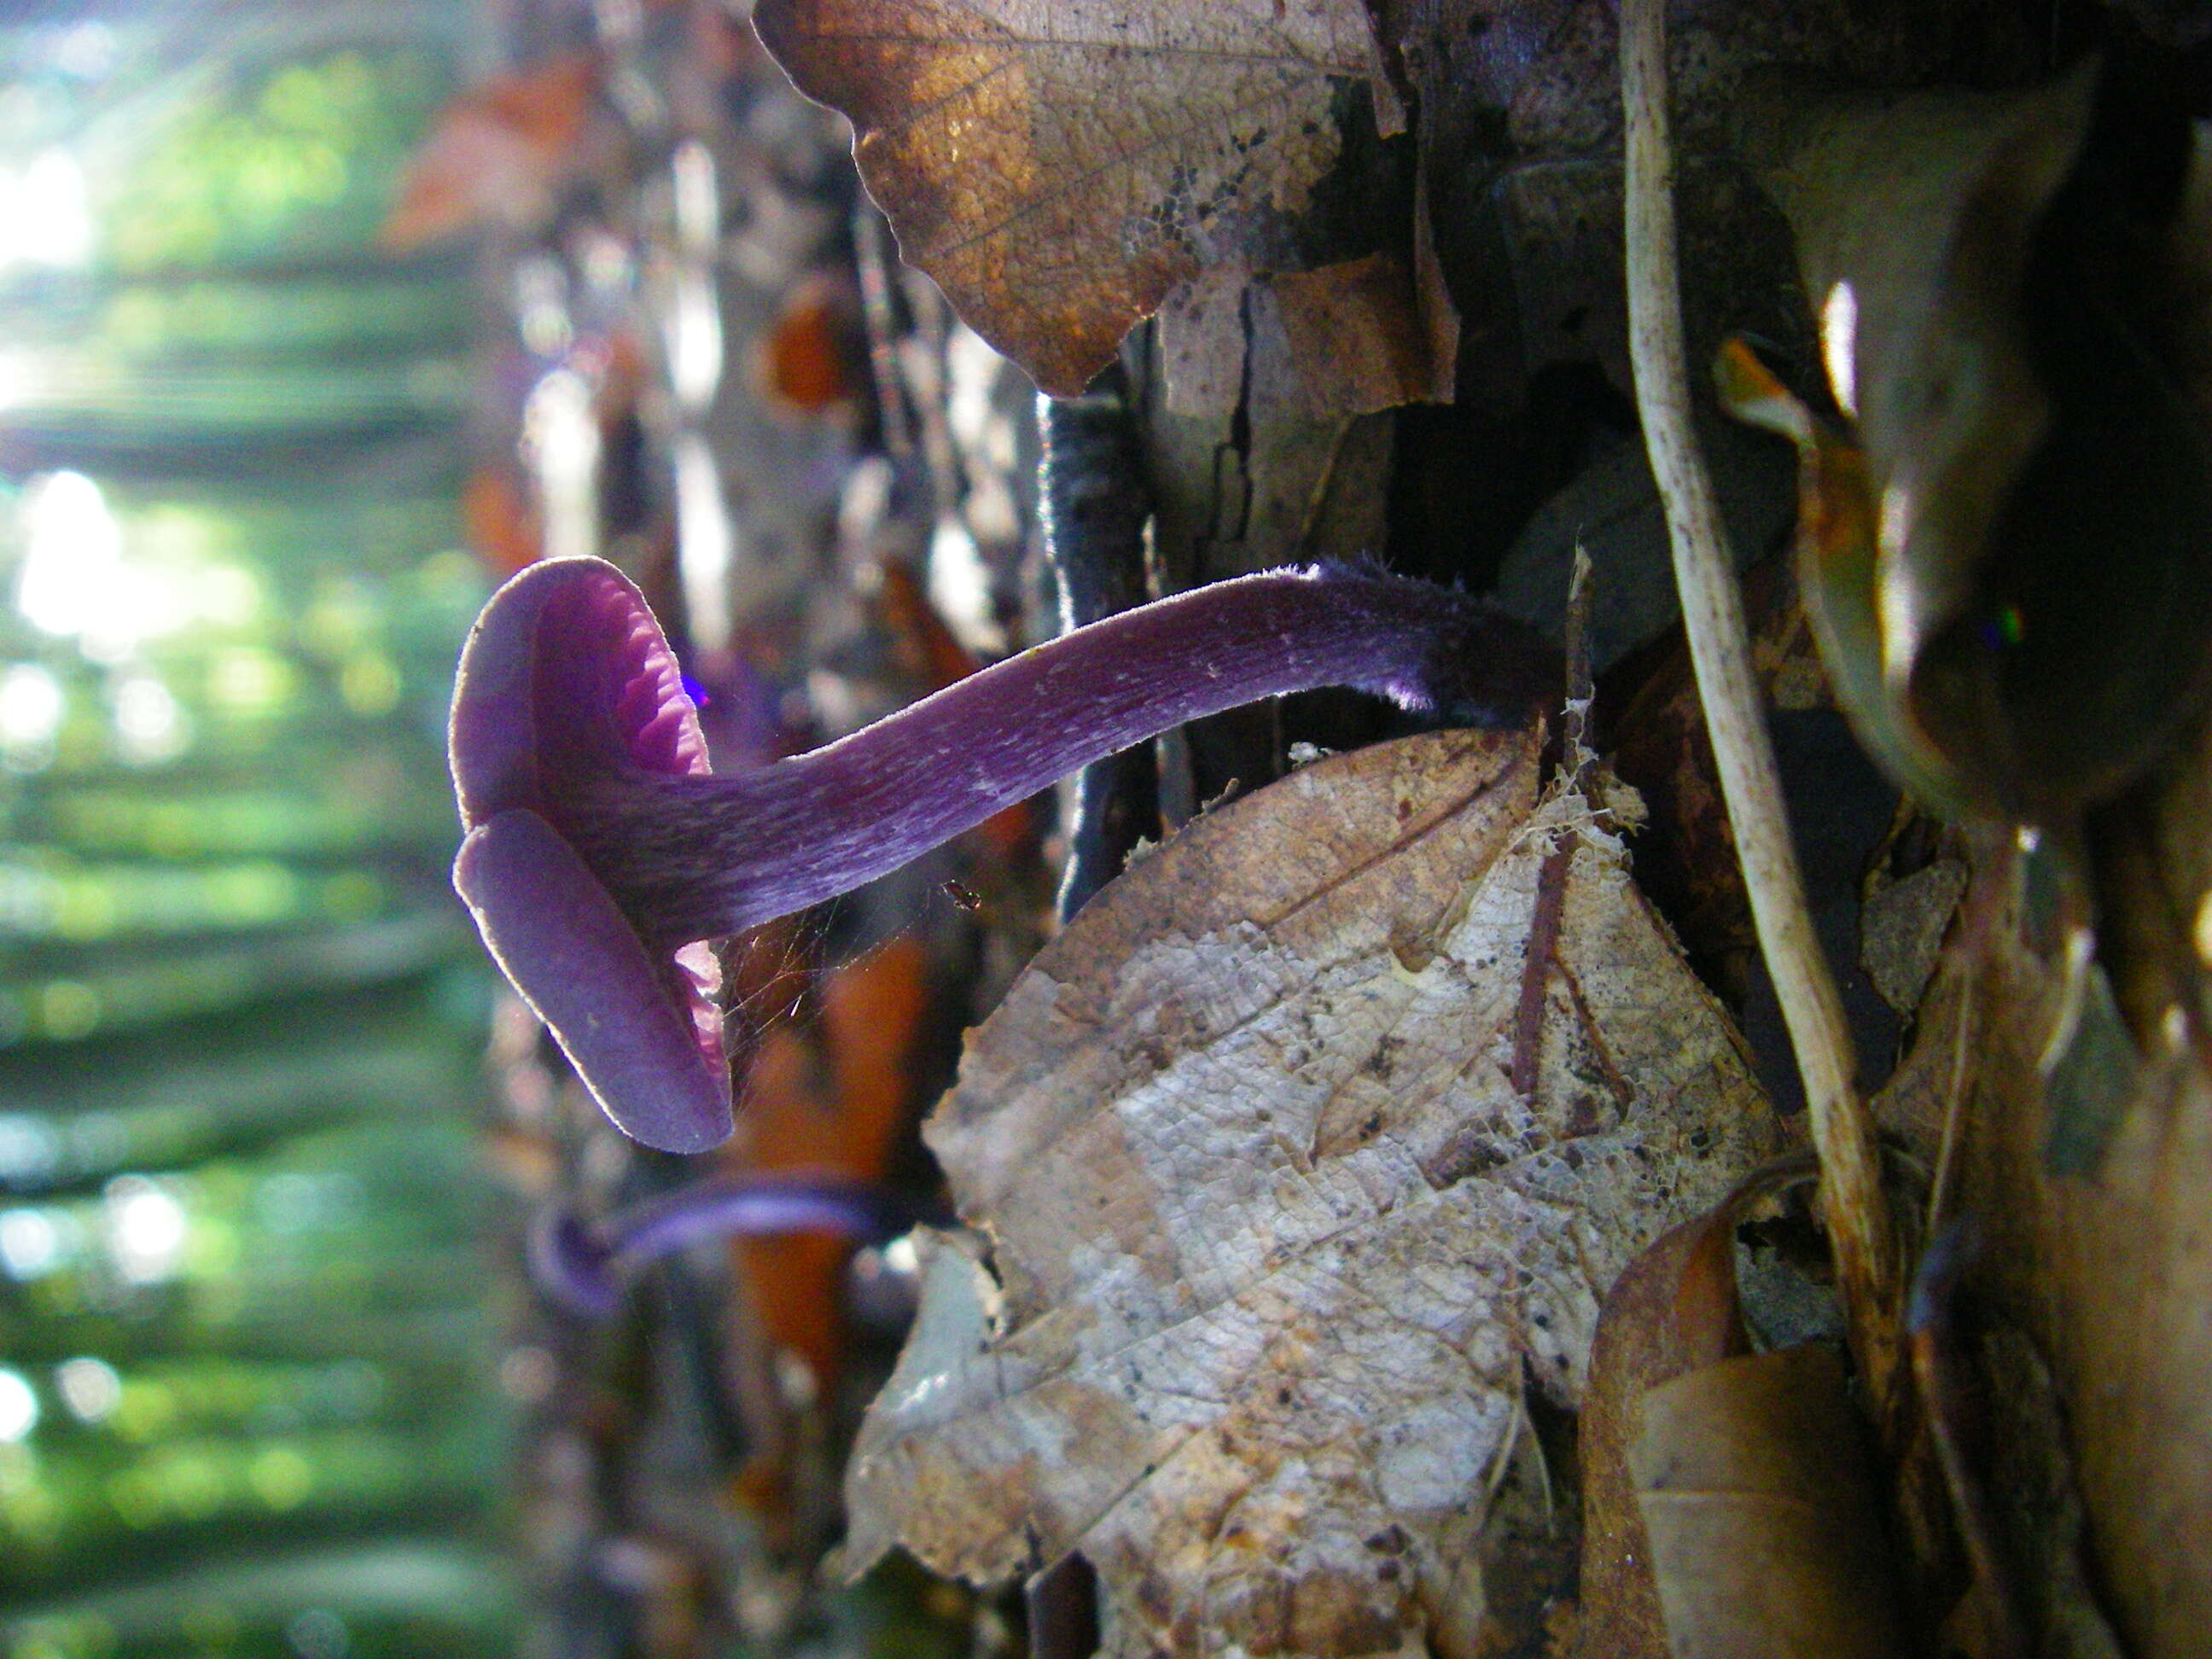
[1617,0,1901,1399]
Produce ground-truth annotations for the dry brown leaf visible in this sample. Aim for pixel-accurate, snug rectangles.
[1573,1160,1819,1659]
[1629,1344,1905,1659]
[753,0,1382,395]
[1160,253,1447,420]
[1946,854,2212,1658]
[844,729,1779,1658]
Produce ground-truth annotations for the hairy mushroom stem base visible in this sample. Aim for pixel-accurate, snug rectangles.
[562,566,1556,946]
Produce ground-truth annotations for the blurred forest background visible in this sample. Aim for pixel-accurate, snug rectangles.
[0,4,521,1655]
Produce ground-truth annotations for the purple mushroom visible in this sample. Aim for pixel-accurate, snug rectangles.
[529,1174,904,1319]
[450,556,1553,1153]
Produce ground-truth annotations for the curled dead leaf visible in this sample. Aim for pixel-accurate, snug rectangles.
[1630,1343,1905,1659]
[844,729,1779,1657]
[1574,1155,1819,1659]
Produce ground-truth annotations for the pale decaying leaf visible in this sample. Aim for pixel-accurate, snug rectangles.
[845,730,1778,1657]
[1859,854,1966,1017]
[754,0,1381,395]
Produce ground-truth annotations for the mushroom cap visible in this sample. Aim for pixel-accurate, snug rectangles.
[448,556,731,1153]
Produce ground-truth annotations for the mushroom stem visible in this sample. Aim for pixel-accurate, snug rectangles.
[531,1174,902,1318]
[565,565,1552,944]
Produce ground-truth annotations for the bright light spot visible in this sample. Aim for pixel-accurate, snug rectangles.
[0,352,45,413]
[667,265,722,413]
[882,1233,920,1276]
[337,652,400,717]
[524,370,598,565]
[112,673,189,765]
[2195,890,2212,969]
[248,1444,313,1510]
[928,515,1003,655]
[16,486,260,661]
[0,151,92,271]
[0,665,61,740]
[1819,282,1860,418]
[15,472,123,641]
[0,1370,38,1441]
[1,663,63,771]
[0,1116,56,1185]
[0,1208,60,1278]
[190,564,262,629]
[1874,483,1918,682]
[207,646,293,715]
[672,140,719,258]
[946,324,1006,452]
[55,1357,120,1423]
[2016,824,2042,855]
[105,1176,188,1284]
[674,431,731,655]
[52,23,116,80]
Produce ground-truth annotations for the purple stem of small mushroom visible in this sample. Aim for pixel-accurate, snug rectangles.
[564,566,1554,945]
[532,1174,902,1318]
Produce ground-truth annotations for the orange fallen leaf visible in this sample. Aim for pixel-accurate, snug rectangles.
[759,276,864,412]
[381,51,602,252]
[732,935,932,1388]
[463,461,542,575]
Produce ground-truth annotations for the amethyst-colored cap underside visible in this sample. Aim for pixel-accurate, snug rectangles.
[451,556,710,827]
[447,558,729,1153]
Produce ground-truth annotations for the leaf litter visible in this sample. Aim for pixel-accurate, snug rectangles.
[845,726,1780,1656]
[754,0,1388,395]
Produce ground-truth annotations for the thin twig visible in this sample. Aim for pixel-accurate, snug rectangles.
[1618,0,1900,1398]
[1513,549,1599,1098]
